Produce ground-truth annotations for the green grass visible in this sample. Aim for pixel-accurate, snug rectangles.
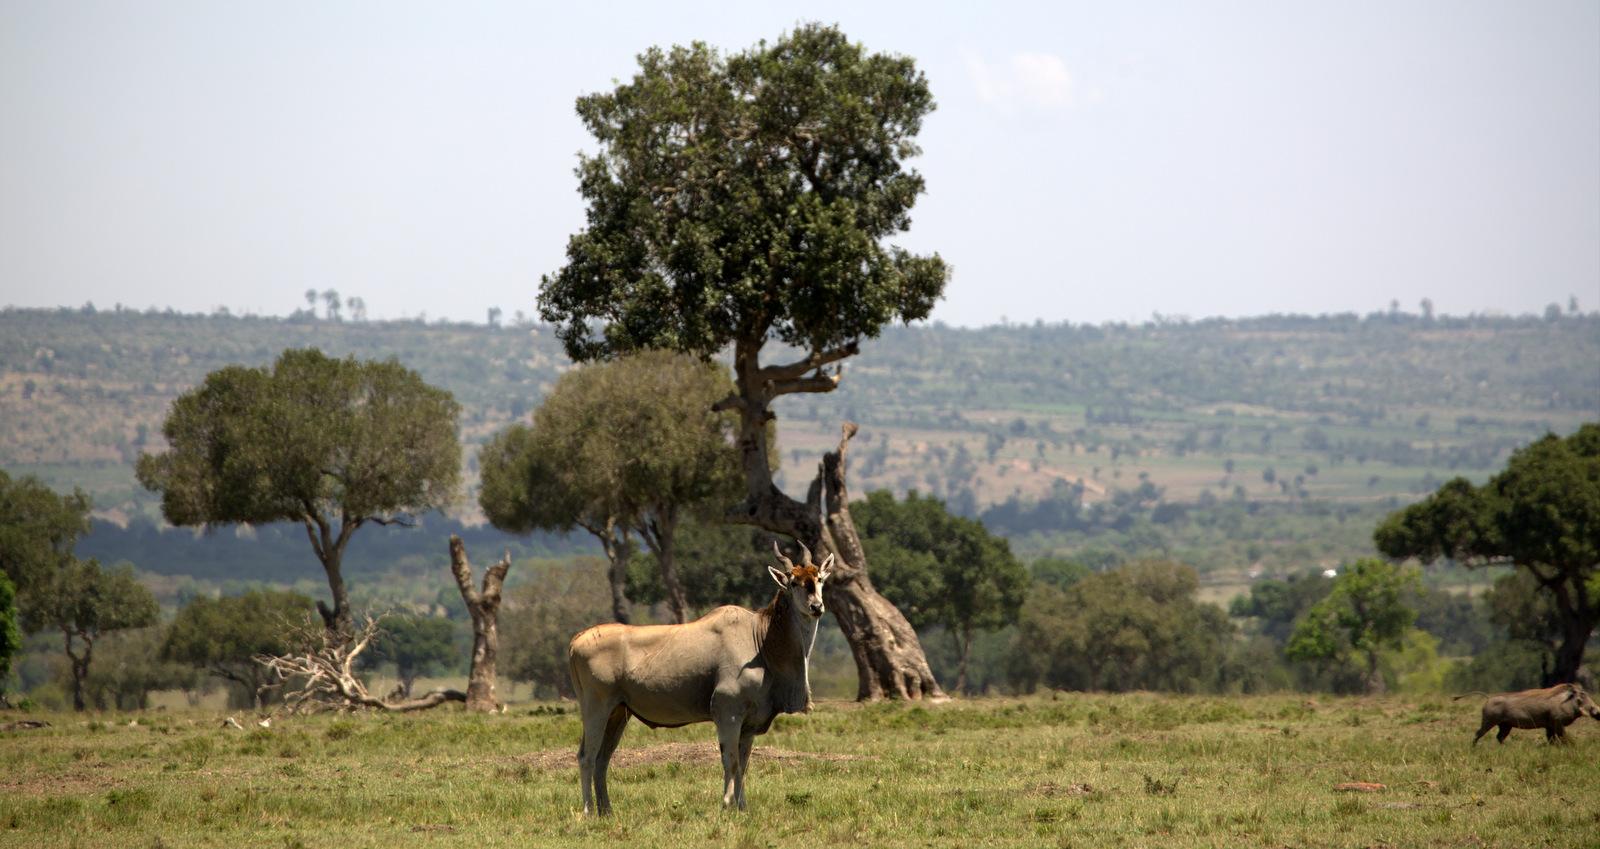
[3,693,1597,848]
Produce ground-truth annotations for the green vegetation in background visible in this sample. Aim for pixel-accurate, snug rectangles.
[1377,423,1599,683]
[479,351,744,625]
[136,348,462,634]
[853,490,1028,692]
[1285,558,1419,694]
[1,307,1594,578]
[162,589,315,710]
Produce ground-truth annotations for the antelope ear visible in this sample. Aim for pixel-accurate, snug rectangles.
[768,564,790,588]
[817,553,836,582]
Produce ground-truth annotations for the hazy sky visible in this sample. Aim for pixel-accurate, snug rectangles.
[2,1,1596,327]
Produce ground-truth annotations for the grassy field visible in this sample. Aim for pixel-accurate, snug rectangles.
[3,693,1597,848]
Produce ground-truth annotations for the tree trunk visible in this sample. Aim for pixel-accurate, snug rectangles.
[1550,612,1596,685]
[449,535,511,712]
[1533,566,1594,686]
[306,518,355,637]
[719,339,944,701]
[955,628,973,695]
[65,632,91,712]
[1363,650,1386,695]
[640,513,689,624]
[590,522,632,625]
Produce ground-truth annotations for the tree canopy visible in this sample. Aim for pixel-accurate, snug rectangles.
[0,572,20,703]
[137,348,461,634]
[31,559,159,710]
[538,23,946,364]
[361,613,457,698]
[163,589,316,708]
[0,469,92,622]
[1285,558,1418,694]
[479,349,743,623]
[853,490,1027,692]
[1374,423,1598,682]
[1008,560,1232,694]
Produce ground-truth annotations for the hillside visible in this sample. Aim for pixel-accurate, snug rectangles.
[2,305,1595,585]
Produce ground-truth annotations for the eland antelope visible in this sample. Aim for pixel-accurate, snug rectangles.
[568,541,834,814]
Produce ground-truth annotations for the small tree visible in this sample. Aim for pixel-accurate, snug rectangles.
[138,348,461,636]
[82,626,201,711]
[360,613,457,699]
[537,24,950,699]
[1375,424,1598,682]
[1285,558,1418,694]
[29,560,158,711]
[479,350,742,624]
[0,572,20,706]
[1008,560,1230,693]
[853,490,1028,692]
[0,470,92,622]
[503,557,613,699]
[163,589,315,709]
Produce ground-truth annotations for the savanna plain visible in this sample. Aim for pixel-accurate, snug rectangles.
[3,693,1596,849]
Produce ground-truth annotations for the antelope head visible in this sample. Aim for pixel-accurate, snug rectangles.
[770,540,835,619]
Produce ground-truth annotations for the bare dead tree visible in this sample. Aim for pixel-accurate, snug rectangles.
[447,535,511,712]
[255,615,465,714]
[807,422,945,701]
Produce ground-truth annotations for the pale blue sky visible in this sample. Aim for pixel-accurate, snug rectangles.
[2,1,1596,326]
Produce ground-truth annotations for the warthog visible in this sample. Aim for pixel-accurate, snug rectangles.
[1460,683,1600,745]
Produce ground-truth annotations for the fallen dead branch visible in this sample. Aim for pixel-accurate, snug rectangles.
[255,614,465,714]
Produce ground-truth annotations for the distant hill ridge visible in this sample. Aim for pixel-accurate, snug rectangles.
[1,306,1595,527]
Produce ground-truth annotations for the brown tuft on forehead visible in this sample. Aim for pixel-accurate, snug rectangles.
[790,565,820,581]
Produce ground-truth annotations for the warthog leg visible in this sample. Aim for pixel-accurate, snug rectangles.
[1472,720,1494,745]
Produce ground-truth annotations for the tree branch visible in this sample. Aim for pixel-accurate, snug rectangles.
[448,535,482,608]
[481,550,512,609]
[711,393,746,413]
[760,342,859,383]
[771,372,843,397]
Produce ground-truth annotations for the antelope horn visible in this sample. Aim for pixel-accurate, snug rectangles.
[772,540,794,569]
[797,539,814,566]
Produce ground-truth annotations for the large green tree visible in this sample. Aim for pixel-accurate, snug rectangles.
[537,23,950,700]
[852,490,1028,693]
[1375,424,1599,683]
[1285,558,1419,694]
[163,589,315,709]
[137,348,461,636]
[480,350,742,624]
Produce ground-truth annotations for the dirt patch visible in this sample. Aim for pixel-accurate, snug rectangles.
[0,772,124,797]
[513,742,868,771]
[1029,781,1096,797]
